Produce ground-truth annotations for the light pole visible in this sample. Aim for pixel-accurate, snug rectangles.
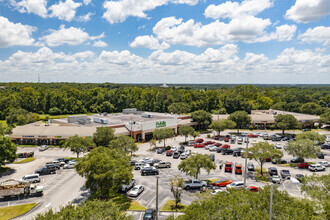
[269,177,291,220]
[243,136,249,187]
[156,176,159,220]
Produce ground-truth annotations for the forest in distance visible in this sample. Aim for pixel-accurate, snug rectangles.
[0,83,330,122]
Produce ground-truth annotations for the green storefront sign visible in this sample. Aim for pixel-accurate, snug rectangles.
[156,121,166,128]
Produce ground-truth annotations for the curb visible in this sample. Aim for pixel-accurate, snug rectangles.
[11,201,43,220]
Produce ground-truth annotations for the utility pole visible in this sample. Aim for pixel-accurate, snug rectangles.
[156,176,159,220]
[269,177,291,220]
[130,117,133,138]
[244,136,249,187]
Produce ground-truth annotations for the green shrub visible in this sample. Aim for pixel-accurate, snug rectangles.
[165,146,171,150]
[270,125,274,130]
[249,125,253,130]
[207,134,211,138]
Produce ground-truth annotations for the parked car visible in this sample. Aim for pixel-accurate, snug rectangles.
[166,150,173,156]
[272,158,287,164]
[143,208,156,220]
[317,153,325,159]
[121,179,135,192]
[17,152,34,158]
[309,164,325,172]
[173,152,180,159]
[272,175,281,183]
[291,158,304,163]
[272,135,282,141]
[130,160,137,166]
[185,149,191,155]
[247,162,255,171]
[212,179,232,187]
[195,138,204,143]
[225,162,233,172]
[211,189,224,195]
[226,181,244,189]
[127,185,144,197]
[317,161,329,167]
[178,146,185,153]
[275,143,282,149]
[20,174,40,183]
[204,141,215,145]
[237,137,243,144]
[180,153,188,160]
[295,174,304,183]
[45,163,60,170]
[235,164,242,174]
[170,146,177,151]
[321,144,330,149]
[134,162,146,170]
[188,141,196,146]
[248,134,258,138]
[268,167,278,176]
[157,148,165,154]
[154,161,171,168]
[141,167,159,176]
[280,170,291,179]
[246,186,259,192]
[38,145,49,151]
[233,148,243,156]
[298,162,310,169]
[209,146,219,151]
[35,166,56,175]
[63,163,75,169]
[223,144,231,149]
[209,153,215,161]
[222,148,234,155]
[224,137,229,142]
[194,143,205,148]
[184,179,207,189]
[219,160,224,169]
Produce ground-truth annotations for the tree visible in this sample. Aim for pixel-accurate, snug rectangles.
[285,139,320,160]
[320,109,330,124]
[34,199,132,220]
[247,142,283,176]
[110,135,138,157]
[209,119,236,137]
[63,135,95,158]
[191,110,212,130]
[228,111,251,134]
[300,174,330,219]
[295,131,325,144]
[49,107,62,115]
[191,131,199,140]
[168,102,191,114]
[178,154,216,179]
[170,176,185,210]
[93,127,116,147]
[153,128,175,148]
[75,147,133,199]
[299,102,323,115]
[179,125,195,142]
[175,186,321,220]
[0,136,17,166]
[275,114,300,134]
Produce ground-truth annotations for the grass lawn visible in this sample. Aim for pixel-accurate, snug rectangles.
[0,203,36,220]
[160,200,186,212]
[14,157,35,164]
[255,167,269,182]
[0,167,10,176]
[127,200,147,211]
[279,163,298,168]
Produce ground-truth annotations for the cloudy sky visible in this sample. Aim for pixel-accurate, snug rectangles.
[0,0,329,84]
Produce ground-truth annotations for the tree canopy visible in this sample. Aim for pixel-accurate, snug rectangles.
[93,127,116,147]
[153,128,175,147]
[109,135,138,156]
[320,109,330,124]
[62,135,95,158]
[75,147,133,199]
[178,153,216,179]
[228,111,251,134]
[168,102,191,114]
[275,114,300,134]
[285,139,320,160]
[0,135,17,166]
[179,125,195,142]
[191,110,212,130]
[247,142,283,175]
[295,131,325,144]
[209,119,236,136]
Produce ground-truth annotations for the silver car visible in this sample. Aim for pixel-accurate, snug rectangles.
[127,185,144,197]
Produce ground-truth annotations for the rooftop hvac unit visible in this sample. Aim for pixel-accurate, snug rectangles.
[141,113,154,118]
[93,118,108,124]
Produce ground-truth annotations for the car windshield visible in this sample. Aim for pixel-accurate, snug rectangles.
[132,187,139,191]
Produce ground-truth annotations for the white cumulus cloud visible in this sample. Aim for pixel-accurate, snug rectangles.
[205,0,273,19]
[93,40,108,47]
[49,0,82,22]
[0,16,36,47]
[83,0,91,5]
[130,35,170,50]
[76,12,94,22]
[10,0,48,18]
[285,0,330,23]
[298,26,330,46]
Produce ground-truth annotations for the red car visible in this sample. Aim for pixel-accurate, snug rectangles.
[248,134,258,138]
[166,150,173,156]
[213,136,220,140]
[225,162,232,172]
[212,180,232,187]
[235,164,242,174]
[246,186,259,192]
[203,141,215,145]
[195,138,204,143]
[298,162,310,169]
[223,144,230,149]
[194,143,205,148]
[213,143,222,147]
[224,138,229,142]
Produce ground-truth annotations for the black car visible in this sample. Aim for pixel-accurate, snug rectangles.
[321,144,330,149]
[141,167,159,176]
[35,166,56,175]
[247,162,255,171]
[222,148,233,155]
[209,154,215,161]
[130,160,137,166]
[143,208,156,220]
[290,158,304,163]
[271,135,282,141]
[45,163,60,170]
[295,174,304,183]
[178,146,185,153]
[280,170,291,179]
[233,148,243,156]
[57,158,70,163]
[173,152,180,159]
[268,167,278,176]
[317,153,325,159]
[272,159,287,164]
[157,148,165,154]
[149,159,161,166]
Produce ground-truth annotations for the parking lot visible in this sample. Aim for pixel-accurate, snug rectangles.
[0,147,89,219]
[130,131,330,219]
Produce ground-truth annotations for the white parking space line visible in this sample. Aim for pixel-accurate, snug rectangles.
[146,196,156,207]
[45,202,51,208]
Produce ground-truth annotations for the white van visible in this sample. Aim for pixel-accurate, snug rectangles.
[39,145,49,151]
[20,174,40,183]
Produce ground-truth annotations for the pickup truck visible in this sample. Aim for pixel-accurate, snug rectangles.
[184,179,207,190]
[0,180,43,199]
[154,161,171,168]
[17,152,34,158]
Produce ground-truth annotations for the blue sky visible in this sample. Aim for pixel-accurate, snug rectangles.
[0,0,329,84]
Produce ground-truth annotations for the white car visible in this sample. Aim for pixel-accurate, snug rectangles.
[211,189,224,195]
[188,141,196,146]
[204,145,210,150]
[63,163,75,169]
[275,143,282,149]
[140,158,153,164]
[272,175,280,183]
[127,185,144,197]
[185,149,191,155]
[226,181,244,189]
[309,164,325,172]
[317,161,329,167]
[251,140,257,145]
[171,146,177,151]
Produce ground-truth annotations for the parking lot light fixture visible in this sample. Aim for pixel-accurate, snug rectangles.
[156,176,159,220]
[244,136,249,187]
[269,176,291,220]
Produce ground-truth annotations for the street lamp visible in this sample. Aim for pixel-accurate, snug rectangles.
[269,177,291,220]
[243,136,249,187]
[156,176,159,220]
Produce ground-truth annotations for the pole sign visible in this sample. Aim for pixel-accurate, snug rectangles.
[156,121,166,128]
